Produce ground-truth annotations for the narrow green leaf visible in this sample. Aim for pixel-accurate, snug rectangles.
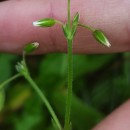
[0,90,5,111]
[72,12,80,26]
[62,24,68,38]
[62,23,71,39]
[71,12,80,38]
[71,26,77,38]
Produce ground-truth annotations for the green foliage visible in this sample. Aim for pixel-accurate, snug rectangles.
[0,90,5,111]
[0,54,17,111]
[0,53,130,130]
[0,54,17,82]
[13,95,43,130]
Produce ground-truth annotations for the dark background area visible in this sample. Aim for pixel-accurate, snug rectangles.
[0,52,130,130]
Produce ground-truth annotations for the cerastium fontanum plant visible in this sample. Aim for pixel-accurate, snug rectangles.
[0,0,110,130]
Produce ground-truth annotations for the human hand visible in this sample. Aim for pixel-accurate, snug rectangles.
[93,100,130,130]
[0,0,130,54]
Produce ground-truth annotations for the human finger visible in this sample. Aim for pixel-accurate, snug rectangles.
[93,100,130,130]
[0,0,130,54]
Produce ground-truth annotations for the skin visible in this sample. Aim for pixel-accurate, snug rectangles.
[93,100,130,130]
[0,0,130,54]
[0,0,130,129]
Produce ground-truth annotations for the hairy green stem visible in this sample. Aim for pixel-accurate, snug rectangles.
[25,74,62,130]
[0,74,21,90]
[68,0,71,26]
[64,39,73,130]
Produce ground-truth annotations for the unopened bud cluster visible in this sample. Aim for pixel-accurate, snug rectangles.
[32,15,111,47]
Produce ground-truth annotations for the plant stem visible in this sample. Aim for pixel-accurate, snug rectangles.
[55,20,64,25]
[64,1,73,129]
[78,23,95,32]
[64,39,73,130]
[25,74,62,130]
[68,0,71,26]
[0,74,21,90]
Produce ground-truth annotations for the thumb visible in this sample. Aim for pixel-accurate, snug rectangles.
[0,0,129,54]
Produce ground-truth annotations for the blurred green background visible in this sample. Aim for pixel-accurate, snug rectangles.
[0,52,130,130]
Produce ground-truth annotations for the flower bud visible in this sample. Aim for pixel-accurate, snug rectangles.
[24,42,39,54]
[33,18,56,27]
[93,30,111,47]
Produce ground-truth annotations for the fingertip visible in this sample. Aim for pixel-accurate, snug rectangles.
[93,100,130,130]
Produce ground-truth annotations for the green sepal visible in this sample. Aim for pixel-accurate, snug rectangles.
[0,89,5,111]
[33,18,56,27]
[93,30,111,47]
[24,42,39,54]
[16,61,28,76]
